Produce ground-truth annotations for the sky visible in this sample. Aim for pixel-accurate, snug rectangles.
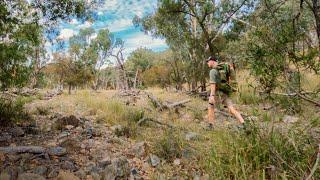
[54,0,168,58]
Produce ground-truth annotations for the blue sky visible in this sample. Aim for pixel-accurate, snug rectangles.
[53,0,168,58]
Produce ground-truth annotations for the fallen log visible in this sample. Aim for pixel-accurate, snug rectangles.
[306,144,320,180]
[144,92,164,110]
[0,146,45,154]
[137,117,175,128]
[296,93,320,107]
[0,146,67,156]
[166,99,191,109]
[259,91,320,107]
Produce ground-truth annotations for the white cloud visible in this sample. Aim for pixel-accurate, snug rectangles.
[78,21,93,29]
[57,29,76,40]
[113,32,168,58]
[108,19,132,32]
[89,33,97,41]
[125,33,166,49]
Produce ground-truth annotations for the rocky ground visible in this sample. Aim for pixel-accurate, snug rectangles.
[1,89,318,180]
[0,112,163,180]
[0,89,213,180]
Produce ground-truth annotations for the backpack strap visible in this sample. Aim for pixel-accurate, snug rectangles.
[223,63,231,83]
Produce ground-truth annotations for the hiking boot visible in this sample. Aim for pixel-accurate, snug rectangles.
[201,122,214,131]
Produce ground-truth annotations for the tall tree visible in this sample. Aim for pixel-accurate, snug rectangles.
[0,0,97,90]
[134,0,253,91]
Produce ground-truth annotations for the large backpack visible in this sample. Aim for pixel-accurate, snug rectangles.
[216,63,237,94]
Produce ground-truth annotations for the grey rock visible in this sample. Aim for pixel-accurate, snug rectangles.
[54,115,80,130]
[149,154,160,167]
[173,158,181,166]
[131,168,138,175]
[131,141,146,158]
[283,115,299,123]
[98,157,111,168]
[48,147,67,156]
[9,127,24,137]
[61,161,76,171]
[33,166,47,176]
[58,131,70,139]
[185,132,199,141]
[0,133,12,142]
[101,156,130,179]
[17,173,46,180]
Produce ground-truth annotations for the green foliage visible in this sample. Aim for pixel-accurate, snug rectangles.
[205,125,318,179]
[0,97,30,126]
[154,130,186,162]
[275,95,302,115]
[0,0,96,90]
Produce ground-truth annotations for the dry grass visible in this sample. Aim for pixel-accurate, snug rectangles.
[24,70,319,179]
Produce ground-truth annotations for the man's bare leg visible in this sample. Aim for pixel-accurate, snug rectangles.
[208,104,215,125]
[227,105,244,124]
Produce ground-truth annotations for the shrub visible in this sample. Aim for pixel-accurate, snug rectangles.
[36,106,50,115]
[0,97,30,126]
[153,129,186,162]
[204,124,319,179]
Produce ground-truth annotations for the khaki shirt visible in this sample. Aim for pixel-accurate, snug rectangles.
[209,68,221,84]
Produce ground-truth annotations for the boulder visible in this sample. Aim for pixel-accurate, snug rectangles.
[149,154,160,167]
[9,127,24,137]
[53,115,80,130]
[130,141,146,158]
[101,156,130,179]
[48,147,67,156]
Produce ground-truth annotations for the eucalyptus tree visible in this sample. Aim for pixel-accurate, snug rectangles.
[0,0,98,90]
[134,0,253,91]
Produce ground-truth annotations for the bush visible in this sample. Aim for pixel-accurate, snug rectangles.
[36,106,50,115]
[153,130,186,162]
[204,124,319,179]
[0,97,30,126]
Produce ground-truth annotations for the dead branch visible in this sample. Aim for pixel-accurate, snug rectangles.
[144,92,165,111]
[296,93,320,107]
[137,117,175,128]
[0,146,45,154]
[259,91,320,107]
[166,99,191,109]
[306,144,320,180]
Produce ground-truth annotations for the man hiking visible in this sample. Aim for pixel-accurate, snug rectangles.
[206,56,244,127]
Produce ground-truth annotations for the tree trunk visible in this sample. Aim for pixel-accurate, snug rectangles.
[68,84,72,95]
[134,69,139,89]
[310,0,320,49]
